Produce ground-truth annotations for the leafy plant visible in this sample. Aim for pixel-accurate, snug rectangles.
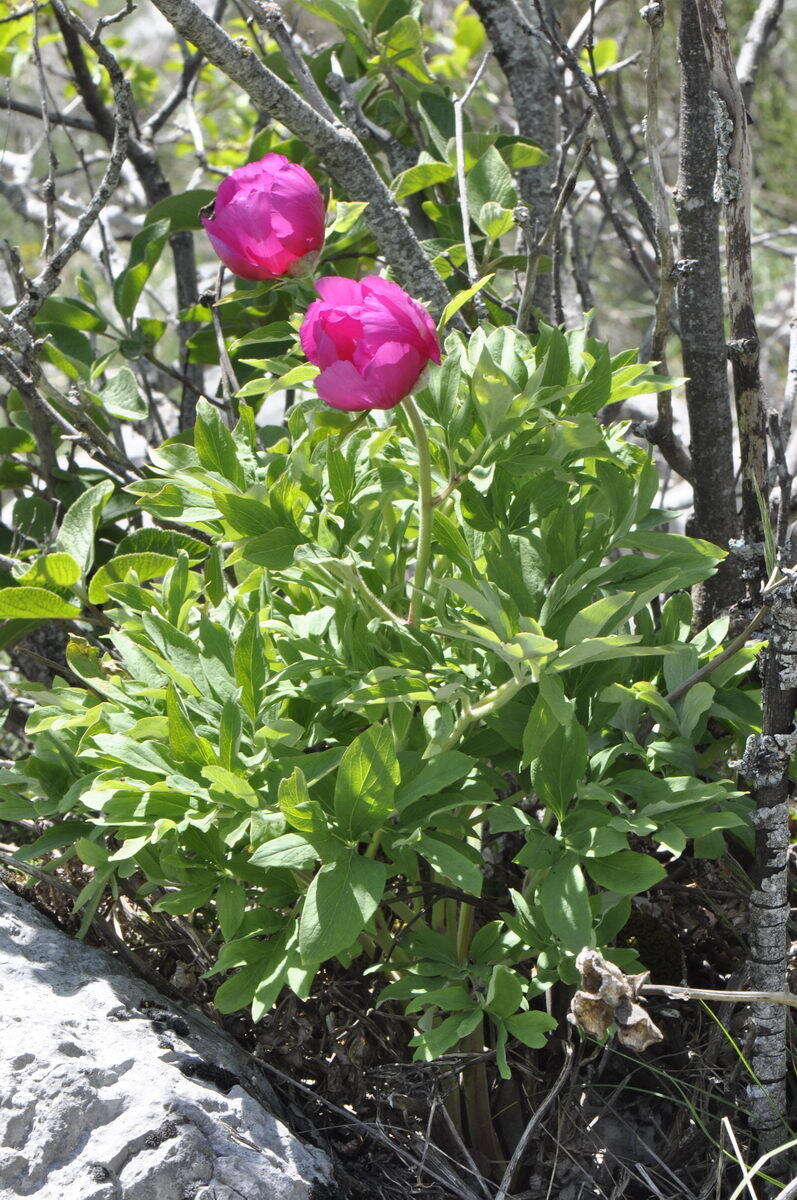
[3,317,758,1102]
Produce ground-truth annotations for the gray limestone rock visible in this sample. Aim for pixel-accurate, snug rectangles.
[0,884,333,1199]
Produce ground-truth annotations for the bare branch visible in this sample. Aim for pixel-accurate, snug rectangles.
[145,0,453,316]
[517,120,594,334]
[530,0,658,251]
[633,1,693,484]
[469,0,557,314]
[736,0,785,105]
[674,0,739,618]
[11,5,132,324]
[239,0,337,123]
[453,51,492,317]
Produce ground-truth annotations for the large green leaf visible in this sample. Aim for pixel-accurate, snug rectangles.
[299,852,387,964]
[334,724,400,839]
[529,719,587,816]
[56,480,115,573]
[113,219,171,320]
[146,188,215,232]
[88,553,177,603]
[194,400,246,489]
[585,851,666,895]
[98,367,147,421]
[16,553,81,589]
[539,853,593,952]
[0,587,80,619]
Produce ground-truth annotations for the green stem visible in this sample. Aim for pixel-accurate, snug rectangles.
[456,899,474,964]
[403,395,433,625]
[429,672,529,758]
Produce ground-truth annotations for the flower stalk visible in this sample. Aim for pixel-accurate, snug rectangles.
[404,395,434,625]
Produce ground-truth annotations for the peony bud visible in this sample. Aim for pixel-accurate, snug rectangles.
[202,153,326,281]
[299,276,441,412]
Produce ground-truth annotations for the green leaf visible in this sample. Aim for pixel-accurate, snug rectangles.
[529,719,587,816]
[504,1009,557,1048]
[585,851,665,895]
[0,586,80,619]
[467,147,516,217]
[194,399,246,488]
[485,965,523,1018]
[395,750,473,812]
[117,527,208,560]
[16,553,81,589]
[279,768,315,832]
[0,426,35,453]
[215,493,274,536]
[294,0,366,37]
[539,853,593,952]
[56,480,114,573]
[88,553,177,603]
[98,367,147,421]
[334,724,400,839]
[166,684,216,764]
[236,528,305,569]
[250,832,317,870]
[438,275,494,330]
[418,834,483,896]
[678,681,715,737]
[477,201,515,239]
[412,1009,482,1059]
[114,219,171,320]
[565,592,635,644]
[299,852,387,964]
[500,140,548,169]
[216,878,247,940]
[237,363,318,400]
[393,159,455,200]
[233,612,266,722]
[146,188,216,232]
[514,821,561,870]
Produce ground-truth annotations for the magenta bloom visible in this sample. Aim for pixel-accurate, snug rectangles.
[201,154,325,281]
[299,276,441,411]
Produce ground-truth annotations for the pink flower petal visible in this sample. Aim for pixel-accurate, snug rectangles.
[315,277,364,305]
[315,361,377,411]
[361,340,425,406]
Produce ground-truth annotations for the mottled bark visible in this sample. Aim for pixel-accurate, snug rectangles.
[469,0,557,315]
[675,0,739,619]
[734,594,796,1171]
[696,0,766,546]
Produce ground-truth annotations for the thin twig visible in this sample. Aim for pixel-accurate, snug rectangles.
[495,1042,577,1200]
[642,982,797,1011]
[518,121,594,332]
[782,256,797,446]
[32,1,58,258]
[736,0,785,105]
[211,265,240,421]
[240,0,337,122]
[453,50,492,319]
[664,604,766,707]
[530,0,658,249]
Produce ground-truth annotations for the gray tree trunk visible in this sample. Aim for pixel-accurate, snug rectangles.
[469,0,558,318]
[675,0,739,621]
[735,596,795,1175]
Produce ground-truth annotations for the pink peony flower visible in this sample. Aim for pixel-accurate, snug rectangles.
[299,276,441,411]
[201,153,326,281]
